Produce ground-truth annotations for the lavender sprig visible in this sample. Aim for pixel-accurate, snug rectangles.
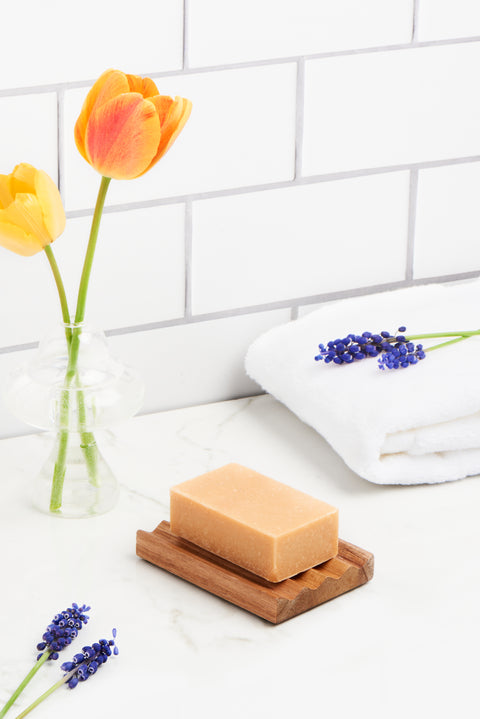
[13,631,118,719]
[61,629,118,688]
[314,326,480,370]
[314,327,425,369]
[0,603,90,719]
[36,602,90,661]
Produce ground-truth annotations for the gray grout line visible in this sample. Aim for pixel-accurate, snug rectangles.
[0,341,38,355]
[412,0,420,43]
[3,271,480,354]
[93,273,480,334]
[103,271,480,334]
[294,58,305,180]
[2,34,480,98]
[406,168,419,281]
[184,200,193,318]
[57,88,65,198]
[93,272,480,336]
[65,153,480,220]
[182,0,190,70]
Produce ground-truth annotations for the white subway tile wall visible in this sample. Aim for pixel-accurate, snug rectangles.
[0,94,58,182]
[108,309,292,415]
[0,0,183,88]
[417,0,480,41]
[187,0,415,66]
[0,249,58,347]
[53,206,187,329]
[191,173,410,313]
[0,1,479,436]
[414,163,480,278]
[303,43,480,175]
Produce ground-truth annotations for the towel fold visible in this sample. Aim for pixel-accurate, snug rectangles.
[245,280,480,485]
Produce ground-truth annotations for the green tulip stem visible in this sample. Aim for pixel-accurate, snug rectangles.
[71,176,112,486]
[12,667,77,719]
[49,333,82,511]
[75,176,111,325]
[48,177,111,511]
[43,246,70,326]
[41,261,97,511]
[42,245,71,512]
[0,651,51,719]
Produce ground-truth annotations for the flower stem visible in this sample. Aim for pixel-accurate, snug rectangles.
[0,652,51,719]
[42,246,75,512]
[12,669,76,719]
[72,176,111,483]
[424,336,471,352]
[406,329,480,340]
[404,329,480,355]
[43,246,70,326]
[75,176,111,324]
[48,177,111,511]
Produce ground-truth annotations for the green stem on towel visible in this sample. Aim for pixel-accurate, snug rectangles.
[404,328,480,355]
[424,336,472,352]
[406,329,480,341]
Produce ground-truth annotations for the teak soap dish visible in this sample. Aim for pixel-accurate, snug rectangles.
[136,521,374,624]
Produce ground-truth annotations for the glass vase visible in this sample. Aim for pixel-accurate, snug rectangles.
[4,322,144,518]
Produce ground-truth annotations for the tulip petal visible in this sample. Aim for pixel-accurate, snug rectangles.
[126,73,159,98]
[0,164,63,256]
[84,93,161,179]
[152,96,174,125]
[0,163,38,209]
[75,69,130,162]
[1,194,51,246]
[34,169,66,240]
[11,163,37,194]
[140,96,192,175]
[0,175,13,209]
[0,218,44,256]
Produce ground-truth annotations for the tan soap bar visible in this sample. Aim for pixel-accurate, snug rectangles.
[169,463,339,582]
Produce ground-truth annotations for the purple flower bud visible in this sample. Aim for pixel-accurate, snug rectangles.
[63,630,118,690]
[36,604,90,661]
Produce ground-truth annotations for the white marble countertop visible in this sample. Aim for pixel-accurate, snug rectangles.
[0,394,479,719]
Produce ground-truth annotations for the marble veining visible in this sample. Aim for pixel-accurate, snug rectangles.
[0,394,478,718]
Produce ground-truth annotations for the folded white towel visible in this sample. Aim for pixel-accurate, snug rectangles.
[245,280,480,485]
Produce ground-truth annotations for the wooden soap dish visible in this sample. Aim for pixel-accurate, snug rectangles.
[136,521,374,624]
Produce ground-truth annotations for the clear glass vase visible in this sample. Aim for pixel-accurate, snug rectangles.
[4,322,144,518]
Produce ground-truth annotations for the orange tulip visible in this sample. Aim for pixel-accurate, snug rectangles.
[0,163,66,257]
[74,69,192,180]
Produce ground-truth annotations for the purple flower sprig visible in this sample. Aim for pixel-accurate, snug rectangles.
[61,630,119,689]
[13,631,118,719]
[0,603,90,719]
[36,602,90,661]
[315,326,480,370]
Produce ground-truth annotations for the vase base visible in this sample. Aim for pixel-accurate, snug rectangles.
[32,433,119,518]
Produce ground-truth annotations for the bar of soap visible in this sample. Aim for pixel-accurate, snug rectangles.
[170,463,339,582]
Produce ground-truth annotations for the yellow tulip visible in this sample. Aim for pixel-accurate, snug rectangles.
[0,163,66,257]
[74,69,192,180]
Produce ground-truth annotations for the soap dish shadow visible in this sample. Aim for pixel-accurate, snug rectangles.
[136,521,374,624]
